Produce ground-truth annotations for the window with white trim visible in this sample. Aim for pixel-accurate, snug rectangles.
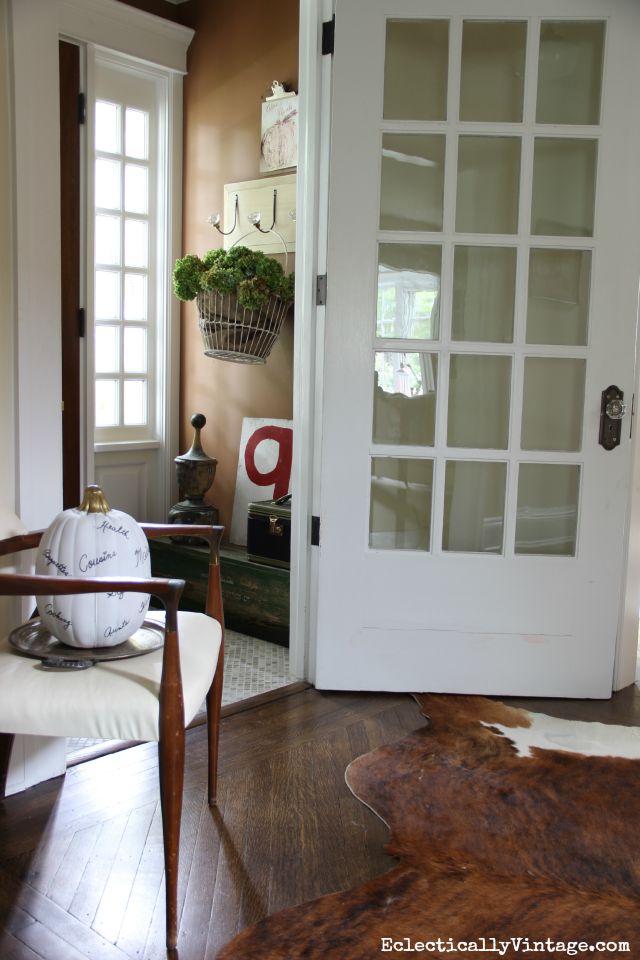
[92,55,167,444]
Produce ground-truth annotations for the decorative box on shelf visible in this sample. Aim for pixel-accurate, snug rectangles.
[247,494,291,569]
[149,539,289,647]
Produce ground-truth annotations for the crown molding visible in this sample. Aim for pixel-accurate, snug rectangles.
[59,0,194,73]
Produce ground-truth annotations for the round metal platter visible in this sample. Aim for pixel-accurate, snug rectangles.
[8,618,165,670]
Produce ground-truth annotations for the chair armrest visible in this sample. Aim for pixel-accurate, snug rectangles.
[0,573,186,686]
[142,524,223,559]
[0,573,185,638]
[0,530,44,557]
[0,572,184,607]
[142,524,225,624]
[0,522,225,626]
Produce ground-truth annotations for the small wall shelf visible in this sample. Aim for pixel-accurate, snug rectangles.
[220,173,296,254]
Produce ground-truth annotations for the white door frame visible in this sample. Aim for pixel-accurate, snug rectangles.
[290,0,334,680]
[7,0,192,792]
[10,0,192,531]
[294,0,640,692]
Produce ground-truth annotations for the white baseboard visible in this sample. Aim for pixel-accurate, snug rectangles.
[5,735,67,796]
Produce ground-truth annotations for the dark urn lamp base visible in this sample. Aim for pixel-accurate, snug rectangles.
[169,413,218,545]
[168,498,219,545]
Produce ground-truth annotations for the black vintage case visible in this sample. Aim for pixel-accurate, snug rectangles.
[246,494,291,568]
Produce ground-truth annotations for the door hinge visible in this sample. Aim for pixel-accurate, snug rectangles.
[78,92,86,125]
[78,307,86,338]
[311,515,321,546]
[322,15,335,56]
[316,274,327,306]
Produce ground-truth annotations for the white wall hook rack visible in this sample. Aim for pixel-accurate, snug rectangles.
[218,173,296,254]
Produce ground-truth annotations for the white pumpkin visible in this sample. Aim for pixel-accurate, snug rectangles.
[35,485,151,648]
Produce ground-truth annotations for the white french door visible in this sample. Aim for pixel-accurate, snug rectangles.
[314,0,640,696]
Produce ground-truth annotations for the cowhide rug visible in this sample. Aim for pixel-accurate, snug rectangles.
[217,694,640,958]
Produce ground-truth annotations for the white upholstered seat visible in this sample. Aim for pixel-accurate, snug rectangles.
[0,610,221,742]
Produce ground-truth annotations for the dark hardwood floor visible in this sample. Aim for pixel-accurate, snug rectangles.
[1,683,639,960]
[0,688,423,959]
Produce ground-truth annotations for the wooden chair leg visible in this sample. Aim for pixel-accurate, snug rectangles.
[158,723,185,950]
[0,732,15,797]
[206,637,224,806]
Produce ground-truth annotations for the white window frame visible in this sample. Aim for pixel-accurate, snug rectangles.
[89,50,167,447]
[86,43,184,519]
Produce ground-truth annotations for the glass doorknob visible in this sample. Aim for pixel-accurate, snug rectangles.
[605,398,626,420]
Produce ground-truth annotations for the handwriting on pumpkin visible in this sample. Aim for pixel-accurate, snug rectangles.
[97,519,130,538]
[42,549,71,576]
[104,618,130,640]
[44,602,71,630]
[79,550,117,573]
[134,546,150,567]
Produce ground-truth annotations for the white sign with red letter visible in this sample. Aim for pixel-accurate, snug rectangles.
[230,418,293,546]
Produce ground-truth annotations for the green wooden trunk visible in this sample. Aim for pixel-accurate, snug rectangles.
[149,539,290,647]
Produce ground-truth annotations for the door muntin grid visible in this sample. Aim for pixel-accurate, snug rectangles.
[369,15,603,558]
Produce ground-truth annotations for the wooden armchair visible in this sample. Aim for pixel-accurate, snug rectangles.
[0,523,224,951]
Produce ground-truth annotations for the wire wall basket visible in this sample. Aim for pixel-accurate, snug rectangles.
[196,289,291,364]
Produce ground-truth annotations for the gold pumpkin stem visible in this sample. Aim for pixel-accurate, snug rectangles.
[79,484,111,514]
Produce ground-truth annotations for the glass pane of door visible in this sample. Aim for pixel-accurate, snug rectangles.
[456,137,521,234]
[531,138,597,236]
[443,460,507,554]
[526,249,591,346]
[384,20,449,121]
[460,21,526,122]
[521,357,586,452]
[370,457,434,550]
[515,463,580,556]
[380,134,446,231]
[377,244,441,339]
[373,352,438,445]
[447,354,511,449]
[536,21,605,125]
[452,246,516,342]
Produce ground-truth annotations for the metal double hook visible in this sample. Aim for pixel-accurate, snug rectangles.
[247,190,277,233]
[208,194,239,236]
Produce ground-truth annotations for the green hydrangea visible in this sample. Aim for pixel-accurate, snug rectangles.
[172,246,294,310]
[172,254,205,302]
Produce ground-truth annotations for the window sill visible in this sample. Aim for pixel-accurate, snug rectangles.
[94,440,161,453]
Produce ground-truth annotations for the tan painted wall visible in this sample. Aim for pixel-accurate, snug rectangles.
[116,0,183,23]
[0,0,15,512]
[176,0,299,538]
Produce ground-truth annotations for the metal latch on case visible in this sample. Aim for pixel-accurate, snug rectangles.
[269,516,284,537]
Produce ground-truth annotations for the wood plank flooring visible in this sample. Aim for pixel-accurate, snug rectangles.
[0,689,424,959]
[1,684,639,960]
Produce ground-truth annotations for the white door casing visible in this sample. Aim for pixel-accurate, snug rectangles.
[314,0,640,697]
[7,0,191,792]
[11,0,191,528]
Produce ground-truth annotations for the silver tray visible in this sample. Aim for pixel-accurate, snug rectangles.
[8,617,165,670]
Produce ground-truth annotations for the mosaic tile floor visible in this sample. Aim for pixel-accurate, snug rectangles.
[66,630,293,763]
[219,629,292,705]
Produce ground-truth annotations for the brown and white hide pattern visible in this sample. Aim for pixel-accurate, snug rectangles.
[217,694,640,959]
